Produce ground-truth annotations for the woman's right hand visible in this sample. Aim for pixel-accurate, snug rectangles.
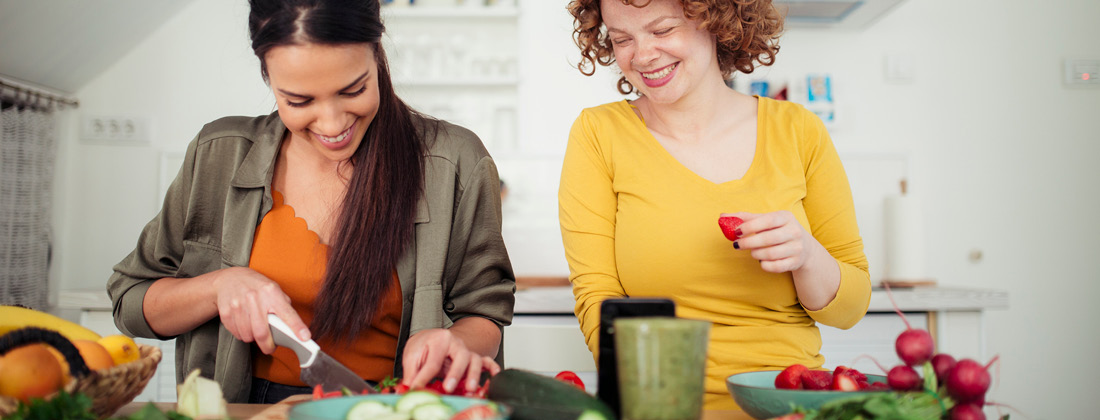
[211,266,309,354]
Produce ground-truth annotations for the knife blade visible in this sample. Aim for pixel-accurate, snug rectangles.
[267,313,374,394]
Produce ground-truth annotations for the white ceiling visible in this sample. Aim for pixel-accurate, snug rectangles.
[0,0,195,94]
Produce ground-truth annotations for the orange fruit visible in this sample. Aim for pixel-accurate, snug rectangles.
[0,344,66,403]
[98,334,141,365]
[45,346,72,385]
[72,339,115,371]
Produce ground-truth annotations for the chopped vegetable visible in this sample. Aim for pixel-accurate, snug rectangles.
[175,369,227,419]
[410,402,454,420]
[394,391,444,414]
[345,400,395,420]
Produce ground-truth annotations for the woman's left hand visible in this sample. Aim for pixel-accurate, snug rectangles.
[400,328,500,394]
[723,211,825,274]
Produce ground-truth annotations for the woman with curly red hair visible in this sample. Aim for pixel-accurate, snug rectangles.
[559,0,871,409]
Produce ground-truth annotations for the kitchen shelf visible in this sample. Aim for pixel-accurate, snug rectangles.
[394,77,519,87]
[381,6,519,19]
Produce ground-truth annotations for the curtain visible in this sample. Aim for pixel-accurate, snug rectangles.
[0,105,57,310]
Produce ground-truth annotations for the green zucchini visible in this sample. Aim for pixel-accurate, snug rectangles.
[486,369,613,420]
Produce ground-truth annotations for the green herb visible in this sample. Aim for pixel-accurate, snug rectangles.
[108,403,192,420]
[5,390,97,420]
[375,375,400,392]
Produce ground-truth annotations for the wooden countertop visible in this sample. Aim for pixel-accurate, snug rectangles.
[115,398,754,420]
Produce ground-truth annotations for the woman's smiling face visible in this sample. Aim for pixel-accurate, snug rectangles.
[602,0,720,103]
[265,42,379,163]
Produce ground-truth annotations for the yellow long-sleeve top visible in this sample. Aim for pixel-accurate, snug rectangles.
[558,98,871,409]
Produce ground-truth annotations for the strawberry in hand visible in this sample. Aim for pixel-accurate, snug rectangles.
[718,216,744,241]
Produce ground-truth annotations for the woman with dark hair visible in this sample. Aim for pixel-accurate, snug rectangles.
[108,0,514,404]
[560,0,871,409]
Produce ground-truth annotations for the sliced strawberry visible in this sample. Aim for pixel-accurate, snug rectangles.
[831,372,861,391]
[451,404,500,420]
[771,414,805,420]
[801,370,832,390]
[833,365,868,384]
[473,380,490,399]
[718,216,744,241]
[312,384,324,400]
[774,364,808,389]
[424,379,448,394]
[866,382,890,391]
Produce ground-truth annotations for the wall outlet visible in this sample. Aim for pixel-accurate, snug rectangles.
[1064,59,1100,87]
[80,115,150,144]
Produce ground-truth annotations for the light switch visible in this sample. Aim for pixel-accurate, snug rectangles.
[1064,59,1100,87]
[884,54,914,84]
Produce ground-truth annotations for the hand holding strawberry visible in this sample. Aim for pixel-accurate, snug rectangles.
[718,215,744,241]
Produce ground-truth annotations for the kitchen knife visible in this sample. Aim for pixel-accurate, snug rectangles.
[267,313,374,394]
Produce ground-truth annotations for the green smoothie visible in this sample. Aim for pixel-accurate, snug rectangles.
[614,317,710,420]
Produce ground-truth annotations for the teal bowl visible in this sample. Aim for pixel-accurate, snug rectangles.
[288,394,510,420]
[726,371,888,420]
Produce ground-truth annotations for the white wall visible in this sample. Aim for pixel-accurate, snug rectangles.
[55,0,1099,417]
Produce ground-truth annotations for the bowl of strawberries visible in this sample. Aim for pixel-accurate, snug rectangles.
[726,365,888,420]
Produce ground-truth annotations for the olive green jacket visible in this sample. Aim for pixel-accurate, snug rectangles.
[107,112,516,403]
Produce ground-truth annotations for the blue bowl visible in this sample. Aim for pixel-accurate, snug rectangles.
[726,371,888,419]
[288,394,509,420]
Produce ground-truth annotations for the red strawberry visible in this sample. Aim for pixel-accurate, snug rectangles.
[831,372,861,391]
[801,370,833,390]
[717,216,744,241]
[833,365,867,383]
[554,371,585,391]
[866,382,890,391]
[451,404,500,420]
[771,414,805,420]
[774,364,808,389]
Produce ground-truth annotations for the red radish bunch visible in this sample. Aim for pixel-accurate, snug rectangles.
[930,353,957,386]
[946,357,996,403]
[885,365,921,391]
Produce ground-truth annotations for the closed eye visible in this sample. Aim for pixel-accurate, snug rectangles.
[286,98,312,108]
[341,85,367,97]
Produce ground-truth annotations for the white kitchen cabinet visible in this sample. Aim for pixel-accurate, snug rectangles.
[380,4,521,158]
[504,285,1008,392]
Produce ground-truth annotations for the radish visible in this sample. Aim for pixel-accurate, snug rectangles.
[883,283,935,366]
[946,357,996,403]
[931,353,957,385]
[886,365,921,391]
[949,403,986,420]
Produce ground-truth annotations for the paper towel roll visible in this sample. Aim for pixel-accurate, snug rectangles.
[883,194,929,282]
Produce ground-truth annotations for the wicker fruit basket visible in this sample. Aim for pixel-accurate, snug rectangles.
[0,343,162,419]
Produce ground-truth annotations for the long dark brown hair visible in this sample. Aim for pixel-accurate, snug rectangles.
[249,0,426,343]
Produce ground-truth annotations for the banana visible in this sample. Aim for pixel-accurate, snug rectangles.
[0,305,101,342]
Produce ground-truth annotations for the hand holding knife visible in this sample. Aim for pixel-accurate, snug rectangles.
[267,313,374,394]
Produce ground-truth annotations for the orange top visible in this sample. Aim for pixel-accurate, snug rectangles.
[249,191,402,386]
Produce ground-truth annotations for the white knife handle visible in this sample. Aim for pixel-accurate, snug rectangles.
[267,313,319,367]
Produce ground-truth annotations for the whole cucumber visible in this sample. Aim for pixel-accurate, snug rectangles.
[486,369,613,420]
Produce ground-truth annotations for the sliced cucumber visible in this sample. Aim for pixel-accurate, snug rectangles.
[394,390,444,414]
[373,414,412,420]
[577,409,611,420]
[410,402,456,420]
[345,400,396,420]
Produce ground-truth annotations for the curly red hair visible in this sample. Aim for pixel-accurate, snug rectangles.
[568,0,784,95]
